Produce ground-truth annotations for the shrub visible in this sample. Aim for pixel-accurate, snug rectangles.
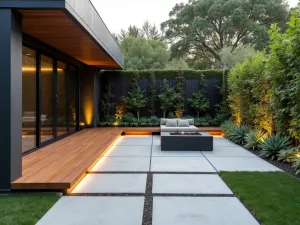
[259,134,291,160]
[221,120,236,137]
[267,12,300,141]
[100,83,115,121]
[227,125,250,145]
[292,158,300,174]
[167,112,175,118]
[213,112,230,126]
[244,130,266,150]
[122,112,137,123]
[194,116,214,126]
[277,148,298,163]
[148,116,160,126]
[228,52,273,134]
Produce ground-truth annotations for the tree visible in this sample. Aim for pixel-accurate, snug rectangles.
[161,0,289,67]
[158,79,176,118]
[148,71,156,116]
[188,75,210,118]
[124,72,147,120]
[188,92,210,118]
[220,45,256,69]
[141,20,163,41]
[165,58,190,70]
[174,70,185,118]
[100,83,115,121]
[120,36,170,69]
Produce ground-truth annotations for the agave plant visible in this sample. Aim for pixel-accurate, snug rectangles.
[259,134,291,160]
[221,120,236,137]
[244,129,266,150]
[277,148,297,163]
[293,158,300,174]
[227,125,250,145]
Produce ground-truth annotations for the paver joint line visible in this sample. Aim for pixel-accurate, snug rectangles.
[38,135,273,225]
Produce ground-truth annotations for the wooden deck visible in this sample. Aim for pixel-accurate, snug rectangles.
[12,127,222,192]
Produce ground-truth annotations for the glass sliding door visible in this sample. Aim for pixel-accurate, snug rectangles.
[57,62,68,136]
[40,55,54,144]
[68,65,78,132]
[21,43,80,153]
[22,46,37,153]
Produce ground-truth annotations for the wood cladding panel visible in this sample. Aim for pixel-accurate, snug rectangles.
[18,10,120,68]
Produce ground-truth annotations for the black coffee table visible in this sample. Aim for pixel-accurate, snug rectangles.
[161,132,213,151]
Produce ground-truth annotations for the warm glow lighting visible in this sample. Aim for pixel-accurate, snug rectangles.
[67,135,122,194]
[22,67,63,72]
[83,100,93,126]
[79,122,85,126]
[113,122,119,126]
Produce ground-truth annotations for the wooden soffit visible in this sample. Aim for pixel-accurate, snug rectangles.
[19,9,122,69]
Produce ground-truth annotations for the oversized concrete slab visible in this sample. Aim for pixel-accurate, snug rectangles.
[91,157,150,172]
[115,135,152,146]
[202,146,255,157]
[213,137,238,147]
[36,196,144,225]
[207,157,282,171]
[152,135,160,146]
[104,145,151,157]
[72,174,147,194]
[151,157,216,172]
[153,197,259,225]
[153,174,232,194]
[152,145,203,157]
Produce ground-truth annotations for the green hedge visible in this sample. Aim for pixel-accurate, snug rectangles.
[101,69,228,80]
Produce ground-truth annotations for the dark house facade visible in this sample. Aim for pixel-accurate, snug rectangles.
[0,0,124,191]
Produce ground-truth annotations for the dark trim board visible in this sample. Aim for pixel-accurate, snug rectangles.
[0,1,65,9]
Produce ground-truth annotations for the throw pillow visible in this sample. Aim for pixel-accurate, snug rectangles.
[187,119,194,125]
[178,119,190,127]
[166,119,178,127]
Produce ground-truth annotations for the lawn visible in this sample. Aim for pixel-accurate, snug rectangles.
[0,193,60,225]
[220,172,300,225]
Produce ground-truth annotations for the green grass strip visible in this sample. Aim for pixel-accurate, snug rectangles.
[220,172,300,225]
[0,193,60,225]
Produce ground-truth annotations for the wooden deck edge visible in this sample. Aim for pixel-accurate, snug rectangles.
[66,133,122,194]
[12,127,222,191]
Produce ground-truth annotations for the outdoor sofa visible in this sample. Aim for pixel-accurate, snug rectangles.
[160,118,198,132]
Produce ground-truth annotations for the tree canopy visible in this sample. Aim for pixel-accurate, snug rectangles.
[161,0,289,67]
[120,36,170,70]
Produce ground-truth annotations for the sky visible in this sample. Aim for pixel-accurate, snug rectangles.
[91,0,299,34]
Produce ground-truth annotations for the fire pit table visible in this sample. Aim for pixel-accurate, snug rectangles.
[161,131,213,151]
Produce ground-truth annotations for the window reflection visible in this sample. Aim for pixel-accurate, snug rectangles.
[22,46,36,153]
[57,61,68,136]
[40,55,54,143]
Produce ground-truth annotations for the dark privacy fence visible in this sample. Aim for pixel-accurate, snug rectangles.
[99,70,227,118]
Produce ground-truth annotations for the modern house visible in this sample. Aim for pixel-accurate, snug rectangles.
[0,0,124,191]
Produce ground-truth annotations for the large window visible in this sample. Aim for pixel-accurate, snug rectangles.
[69,65,78,132]
[22,47,37,153]
[40,55,54,143]
[22,44,79,153]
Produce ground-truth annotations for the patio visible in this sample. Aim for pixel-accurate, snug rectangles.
[36,134,281,225]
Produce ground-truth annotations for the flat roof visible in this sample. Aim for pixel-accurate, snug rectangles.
[0,0,124,69]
